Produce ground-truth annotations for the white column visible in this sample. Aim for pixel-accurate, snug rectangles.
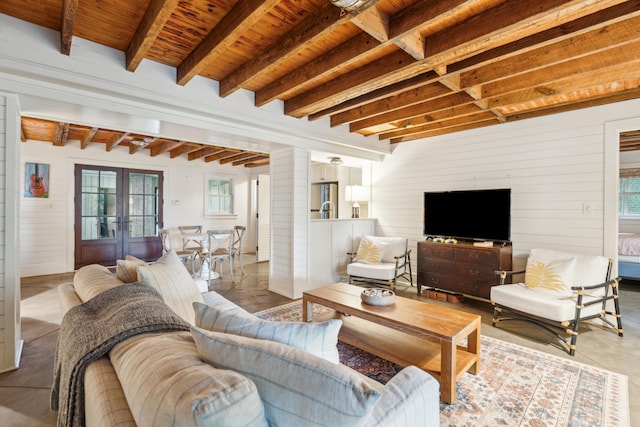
[268,147,310,299]
[0,92,22,372]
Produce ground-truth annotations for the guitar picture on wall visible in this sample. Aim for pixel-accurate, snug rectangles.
[24,162,49,198]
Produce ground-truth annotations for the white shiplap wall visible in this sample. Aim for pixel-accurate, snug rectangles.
[371,100,640,270]
[269,148,310,299]
[19,138,258,277]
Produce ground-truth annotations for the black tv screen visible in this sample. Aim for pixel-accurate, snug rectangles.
[423,189,511,242]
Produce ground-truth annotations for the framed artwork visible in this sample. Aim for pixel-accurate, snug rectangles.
[24,162,49,198]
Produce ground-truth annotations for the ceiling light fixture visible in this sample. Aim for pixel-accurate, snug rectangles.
[130,137,155,147]
[329,156,343,165]
[330,0,374,15]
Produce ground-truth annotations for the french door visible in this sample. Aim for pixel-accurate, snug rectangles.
[74,164,164,269]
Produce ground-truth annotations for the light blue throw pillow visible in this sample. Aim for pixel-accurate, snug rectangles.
[193,301,342,363]
[191,327,382,427]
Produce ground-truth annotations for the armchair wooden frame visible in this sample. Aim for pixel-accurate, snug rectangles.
[491,261,624,356]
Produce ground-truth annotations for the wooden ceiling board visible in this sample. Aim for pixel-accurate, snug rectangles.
[73,0,149,51]
[4,0,640,148]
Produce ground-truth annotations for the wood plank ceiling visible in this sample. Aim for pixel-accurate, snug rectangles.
[3,0,640,163]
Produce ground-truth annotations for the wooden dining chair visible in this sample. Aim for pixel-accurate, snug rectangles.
[231,225,246,275]
[204,229,235,283]
[159,229,198,275]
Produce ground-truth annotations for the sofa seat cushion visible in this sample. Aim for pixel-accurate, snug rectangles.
[109,331,268,427]
[84,357,135,427]
[74,264,125,302]
[491,283,604,322]
[193,302,341,363]
[348,261,404,281]
[191,327,382,427]
[136,249,205,324]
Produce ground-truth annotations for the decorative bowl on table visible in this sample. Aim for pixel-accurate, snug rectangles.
[361,288,395,306]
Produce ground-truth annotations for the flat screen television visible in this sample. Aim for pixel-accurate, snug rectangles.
[423,188,511,242]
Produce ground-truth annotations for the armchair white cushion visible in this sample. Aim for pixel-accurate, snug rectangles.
[491,248,623,355]
[347,236,413,291]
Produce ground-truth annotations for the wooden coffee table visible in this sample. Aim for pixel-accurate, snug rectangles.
[302,283,481,403]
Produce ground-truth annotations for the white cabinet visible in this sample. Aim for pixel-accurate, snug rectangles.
[310,164,337,182]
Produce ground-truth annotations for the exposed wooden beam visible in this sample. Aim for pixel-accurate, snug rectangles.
[149,139,181,156]
[177,0,280,86]
[379,110,496,140]
[312,71,439,120]
[106,133,130,152]
[487,61,640,109]
[285,50,418,117]
[169,142,204,158]
[188,146,223,161]
[219,1,381,97]
[254,33,380,107]
[126,0,180,72]
[391,118,500,143]
[350,92,474,132]
[205,149,242,162]
[351,6,389,43]
[219,152,260,164]
[331,82,451,127]
[80,127,98,149]
[53,122,70,146]
[60,0,78,55]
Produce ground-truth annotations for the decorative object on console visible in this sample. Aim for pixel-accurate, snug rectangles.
[361,288,395,306]
[345,185,369,218]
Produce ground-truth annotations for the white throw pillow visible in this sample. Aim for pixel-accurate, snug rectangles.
[136,250,204,324]
[355,238,389,264]
[193,302,341,363]
[524,257,576,297]
[115,255,147,283]
[191,327,382,427]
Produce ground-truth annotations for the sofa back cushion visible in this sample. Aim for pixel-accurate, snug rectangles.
[191,327,382,427]
[364,236,407,263]
[109,331,268,427]
[74,264,125,302]
[193,302,341,363]
[115,255,147,283]
[136,249,204,324]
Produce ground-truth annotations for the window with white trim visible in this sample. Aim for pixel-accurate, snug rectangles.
[205,176,233,216]
[619,169,640,216]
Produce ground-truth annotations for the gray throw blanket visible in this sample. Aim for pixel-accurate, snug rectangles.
[51,283,190,427]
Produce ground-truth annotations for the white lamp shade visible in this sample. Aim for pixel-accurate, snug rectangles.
[345,185,369,202]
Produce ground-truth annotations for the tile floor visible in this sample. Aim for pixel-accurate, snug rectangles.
[1,256,638,426]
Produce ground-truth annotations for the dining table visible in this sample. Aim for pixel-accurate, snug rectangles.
[181,233,220,279]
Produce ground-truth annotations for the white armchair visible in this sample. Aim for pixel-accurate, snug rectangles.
[491,248,623,356]
[347,236,413,291]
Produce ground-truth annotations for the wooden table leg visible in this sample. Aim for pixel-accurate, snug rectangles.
[467,322,480,375]
[440,340,456,404]
[303,298,313,322]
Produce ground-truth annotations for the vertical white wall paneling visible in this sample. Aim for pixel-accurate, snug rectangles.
[0,93,22,372]
[269,149,293,296]
[371,99,640,266]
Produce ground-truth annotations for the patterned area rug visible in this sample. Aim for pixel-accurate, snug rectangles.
[255,301,629,427]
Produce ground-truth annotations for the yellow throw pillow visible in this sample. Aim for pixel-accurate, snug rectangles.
[524,257,576,297]
[355,239,389,264]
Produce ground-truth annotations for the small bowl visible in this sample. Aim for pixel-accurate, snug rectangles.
[361,288,395,306]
